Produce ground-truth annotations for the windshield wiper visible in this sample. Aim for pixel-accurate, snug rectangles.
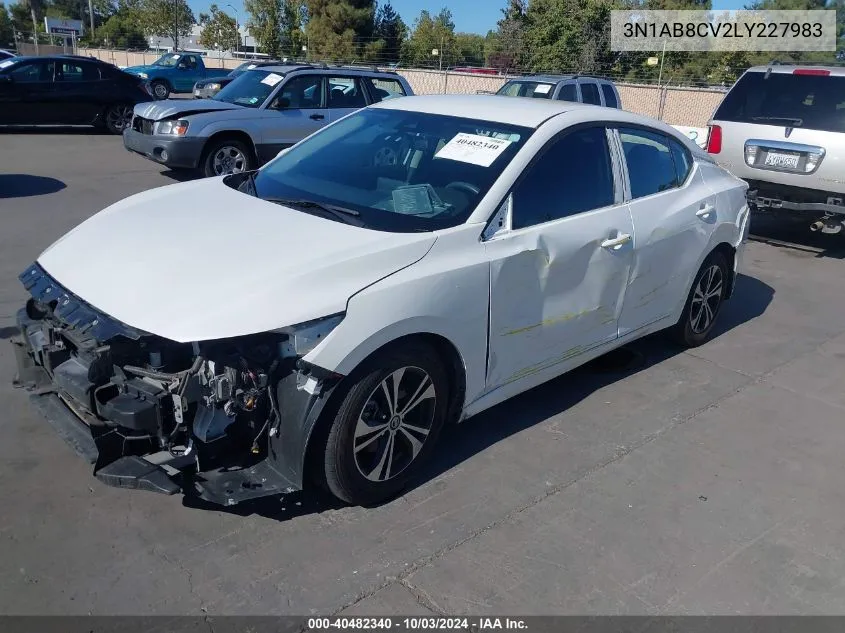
[751,116,803,127]
[263,197,361,224]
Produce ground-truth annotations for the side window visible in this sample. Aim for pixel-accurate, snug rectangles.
[580,81,601,105]
[180,55,198,69]
[56,62,100,82]
[619,127,678,199]
[600,84,618,108]
[512,126,615,229]
[364,77,406,102]
[278,74,324,109]
[327,76,367,109]
[670,138,693,184]
[556,83,578,102]
[9,61,53,83]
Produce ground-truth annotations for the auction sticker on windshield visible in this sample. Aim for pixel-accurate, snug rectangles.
[533,84,552,94]
[261,73,283,87]
[0,60,14,69]
[435,133,513,167]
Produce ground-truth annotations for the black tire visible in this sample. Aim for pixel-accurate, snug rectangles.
[104,103,133,135]
[201,138,254,177]
[671,250,730,348]
[321,342,450,506]
[150,80,170,100]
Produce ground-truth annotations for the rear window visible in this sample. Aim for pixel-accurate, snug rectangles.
[365,77,406,102]
[601,84,618,108]
[714,70,845,133]
[497,80,554,99]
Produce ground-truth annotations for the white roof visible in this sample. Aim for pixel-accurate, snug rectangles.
[374,94,575,128]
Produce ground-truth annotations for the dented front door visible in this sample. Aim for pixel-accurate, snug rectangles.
[485,207,634,390]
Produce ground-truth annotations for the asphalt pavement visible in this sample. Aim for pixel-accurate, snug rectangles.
[2,129,845,617]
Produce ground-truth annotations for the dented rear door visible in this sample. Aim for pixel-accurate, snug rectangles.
[484,125,634,391]
[615,127,715,336]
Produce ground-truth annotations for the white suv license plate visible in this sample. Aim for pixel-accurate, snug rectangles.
[764,152,800,169]
[194,90,201,96]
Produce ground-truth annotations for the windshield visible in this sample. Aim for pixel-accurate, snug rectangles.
[228,61,259,77]
[497,80,555,99]
[715,71,845,133]
[214,69,283,107]
[244,108,533,233]
[152,53,183,68]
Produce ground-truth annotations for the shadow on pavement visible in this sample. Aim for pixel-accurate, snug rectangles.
[0,174,66,199]
[750,213,845,259]
[160,169,201,182]
[0,125,110,136]
[182,273,775,520]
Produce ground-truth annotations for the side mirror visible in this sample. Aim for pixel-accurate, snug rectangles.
[272,96,291,110]
[0,75,13,84]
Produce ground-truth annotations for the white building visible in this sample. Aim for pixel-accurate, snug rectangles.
[147,24,262,58]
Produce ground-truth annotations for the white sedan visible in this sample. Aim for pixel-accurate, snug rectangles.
[13,95,749,508]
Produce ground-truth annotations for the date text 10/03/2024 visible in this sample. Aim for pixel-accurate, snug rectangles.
[307,618,529,631]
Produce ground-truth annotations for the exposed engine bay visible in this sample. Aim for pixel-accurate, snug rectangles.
[12,263,340,506]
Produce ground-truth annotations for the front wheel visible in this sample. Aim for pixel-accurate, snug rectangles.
[320,342,450,506]
[150,80,170,100]
[671,251,730,347]
[104,104,133,134]
[201,138,254,177]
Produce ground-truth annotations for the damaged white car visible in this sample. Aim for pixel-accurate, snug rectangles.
[12,95,749,507]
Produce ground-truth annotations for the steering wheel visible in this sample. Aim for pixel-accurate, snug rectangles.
[372,134,411,168]
[445,181,481,196]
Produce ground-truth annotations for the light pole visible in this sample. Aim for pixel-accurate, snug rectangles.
[226,3,239,57]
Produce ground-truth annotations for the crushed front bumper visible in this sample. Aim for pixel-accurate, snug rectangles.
[12,263,339,506]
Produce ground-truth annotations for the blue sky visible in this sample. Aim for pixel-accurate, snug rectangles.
[189,0,749,35]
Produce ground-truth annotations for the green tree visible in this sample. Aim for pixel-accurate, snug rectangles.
[374,0,405,62]
[492,0,526,70]
[245,0,305,58]
[522,0,619,73]
[245,0,283,57]
[126,0,195,49]
[401,7,456,67]
[199,4,239,51]
[305,0,376,60]
[95,11,146,47]
[454,32,486,66]
[0,3,14,45]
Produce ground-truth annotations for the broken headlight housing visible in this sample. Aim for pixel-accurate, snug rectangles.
[274,313,344,358]
[155,120,189,136]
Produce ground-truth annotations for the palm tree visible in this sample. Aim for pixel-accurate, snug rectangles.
[20,0,42,52]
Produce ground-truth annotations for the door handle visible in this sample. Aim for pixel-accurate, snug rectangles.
[697,204,715,218]
[600,233,632,250]
[309,113,325,120]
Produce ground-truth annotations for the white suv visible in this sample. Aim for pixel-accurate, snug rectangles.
[707,63,845,234]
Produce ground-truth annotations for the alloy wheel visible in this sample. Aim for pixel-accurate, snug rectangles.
[107,105,133,132]
[212,146,247,175]
[689,264,723,334]
[353,366,437,483]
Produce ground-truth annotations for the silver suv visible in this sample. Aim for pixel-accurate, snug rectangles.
[124,63,413,177]
[496,75,621,109]
[707,63,845,234]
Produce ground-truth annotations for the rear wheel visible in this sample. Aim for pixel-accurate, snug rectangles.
[104,104,133,134]
[150,80,170,100]
[320,342,450,506]
[671,251,730,347]
[202,138,254,177]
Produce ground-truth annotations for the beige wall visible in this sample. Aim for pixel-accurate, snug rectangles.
[76,48,727,127]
